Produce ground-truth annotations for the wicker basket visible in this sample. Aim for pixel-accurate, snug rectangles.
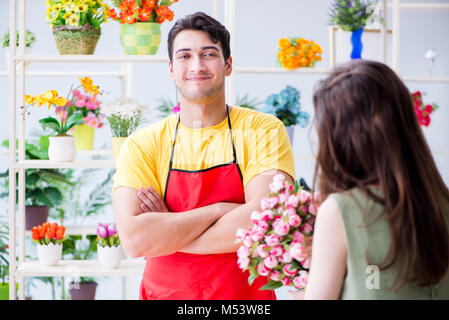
[52,25,101,55]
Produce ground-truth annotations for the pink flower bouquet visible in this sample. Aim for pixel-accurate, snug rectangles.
[236,174,319,293]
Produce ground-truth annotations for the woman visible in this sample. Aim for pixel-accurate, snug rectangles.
[304,60,449,299]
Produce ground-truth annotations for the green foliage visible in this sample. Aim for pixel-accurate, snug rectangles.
[328,0,378,32]
[235,93,262,110]
[1,29,36,48]
[39,112,84,136]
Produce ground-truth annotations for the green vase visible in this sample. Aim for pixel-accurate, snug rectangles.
[120,22,161,55]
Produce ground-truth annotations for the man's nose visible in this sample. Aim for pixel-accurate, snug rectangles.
[189,55,207,73]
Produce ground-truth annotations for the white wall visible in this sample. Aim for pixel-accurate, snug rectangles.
[0,0,448,300]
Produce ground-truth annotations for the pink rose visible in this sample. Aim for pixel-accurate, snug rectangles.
[278,191,289,204]
[269,270,281,281]
[257,221,269,232]
[256,244,270,258]
[283,264,298,277]
[261,210,274,222]
[237,246,250,259]
[281,276,291,286]
[237,256,250,269]
[236,228,248,242]
[290,243,307,262]
[288,213,302,228]
[273,173,285,183]
[308,204,317,215]
[273,220,290,236]
[75,99,86,107]
[281,250,293,263]
[257,262,270,276]
[292,231,305,244]
[300,223,313,235]
[250,229,265,242]
[269,181,285,193]
[264,234,281,247]
[270,245,284,257]
[287,194,300,208]
[293,271,308,289]
[299,190,311,204]
[301,257,311,269]
[243,235,254,247]
[264,255,278,269]
[250,210,262,224]
[261,197,279,210]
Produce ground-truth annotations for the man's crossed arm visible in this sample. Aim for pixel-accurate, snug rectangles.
[112,169,293,258]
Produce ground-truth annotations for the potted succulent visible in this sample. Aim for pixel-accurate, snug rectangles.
[31,222,68,266]
[46,0,111,55]
[0,138,74,230]
[96,223,124,269]
[262,85,310,145]
[2,29,35,69]
[108,0,179,55]
[102,97,148,161]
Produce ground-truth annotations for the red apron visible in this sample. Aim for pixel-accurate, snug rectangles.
[139,106,276,300]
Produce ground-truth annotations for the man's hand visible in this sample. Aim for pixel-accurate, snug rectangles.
[138,186,169,213]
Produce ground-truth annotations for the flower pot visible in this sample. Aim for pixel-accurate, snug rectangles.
[120,22,161,55]
[112,137,127,163]
[350,28,364,60]
[286,125,295,145]
[25,206,49,231]
[97,244,124,269]
[0,283,19,300]
[73,124,95,150]
[48,135,76,162]
[36,242,62,266]
[52,25,101,55]
[69,281,97,300]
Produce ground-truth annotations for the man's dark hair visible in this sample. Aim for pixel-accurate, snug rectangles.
[167,12,231,63]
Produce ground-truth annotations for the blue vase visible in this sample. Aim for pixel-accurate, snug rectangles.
[350,28,364,59]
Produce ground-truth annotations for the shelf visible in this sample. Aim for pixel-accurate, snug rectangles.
[15,259,145,277]
[233,66,332,74]
[13,54,169,63]
[402,76,449,83]
[0,70,128,77]
[14,160,115,169]
[387,2,449,10]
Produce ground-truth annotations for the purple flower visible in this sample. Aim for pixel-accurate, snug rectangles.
[107,223,117,237]
[97,223,108,238]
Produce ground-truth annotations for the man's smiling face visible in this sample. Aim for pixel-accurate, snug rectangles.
[169,29,232,103]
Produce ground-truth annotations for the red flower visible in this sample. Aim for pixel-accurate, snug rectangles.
[143,0,157,10]
[47,225,56,239]
[31,227,40,241]
[121,14,136,24]
[138,7,151,22]
[55,226,65,240]
[107,8,118,20]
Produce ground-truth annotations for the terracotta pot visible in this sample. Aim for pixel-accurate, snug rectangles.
[25,206,49,231]
[48,135,76,162]
[69,281,97,300]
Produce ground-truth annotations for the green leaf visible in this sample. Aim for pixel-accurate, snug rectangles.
[64,113,84,132]
[39,135,50,152]
[39,117,61,134]
[43,186,63,206]
[248,274,258,286]
[260,280,283,290]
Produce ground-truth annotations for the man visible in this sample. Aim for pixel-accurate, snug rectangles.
[112,12,295,300]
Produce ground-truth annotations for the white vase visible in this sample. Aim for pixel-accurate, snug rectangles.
[48,135,76,162]
[97,244,124,269]
[37,243,62,266]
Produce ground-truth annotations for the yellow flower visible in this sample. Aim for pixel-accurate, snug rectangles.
[278,38,291,49]
[79,76,100,95]
[24,95,35,105]
[77,3,88,12]
[68,14,80,26]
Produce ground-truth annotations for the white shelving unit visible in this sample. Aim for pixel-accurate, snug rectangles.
[7,0,449,300]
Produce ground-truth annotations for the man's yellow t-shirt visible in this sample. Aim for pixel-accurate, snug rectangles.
[112,105,295,197]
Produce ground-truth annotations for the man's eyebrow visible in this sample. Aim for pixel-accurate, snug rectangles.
[175,46,220,54]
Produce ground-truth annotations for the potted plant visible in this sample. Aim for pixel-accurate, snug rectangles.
[31,222,68,266]
[0,223,13,300]
[262,85,310,145]
[107,0,179,55]
[46,0,111,55]
[0,138,74,230]
[2,29,35,68]
[68,77,105,150]
[328,0,378,59]
[24,78,103,161]
[102,97,148,161]
[96,223,124,269]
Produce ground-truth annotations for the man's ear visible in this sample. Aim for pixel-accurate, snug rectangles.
[225,56,233,77]
[168,60,174,80]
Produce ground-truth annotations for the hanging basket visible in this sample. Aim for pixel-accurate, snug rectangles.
[52,25,101,55]
[120,22,161,55]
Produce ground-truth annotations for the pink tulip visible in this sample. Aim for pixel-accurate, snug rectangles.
[257,262,270,276]
[283,264,298,277]
[264,234,281,247]
[96,224,107,238]
[256,244,270,258]
[290,243,307,262]
[269,270,281,281]
[293,271,308,289]
[107,223,117,237]
[263,255,278,269]
[301,257,311,269]
[270,245,284,257]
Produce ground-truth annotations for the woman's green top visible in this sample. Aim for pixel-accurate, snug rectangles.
[330,188,449,300]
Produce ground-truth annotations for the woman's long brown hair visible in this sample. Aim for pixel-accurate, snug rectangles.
[312,60,449,289]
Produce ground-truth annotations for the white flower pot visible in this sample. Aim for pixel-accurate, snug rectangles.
[97,244,124,269]
[48,135,76,162]
[37,243,62,266]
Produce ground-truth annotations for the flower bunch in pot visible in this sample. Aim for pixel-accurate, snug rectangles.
[67,76,105,150]
[107,0,179,55]
[46,0,111,54]
[31,222,67,266]
[101,97,148,162]
[96,222,124,269]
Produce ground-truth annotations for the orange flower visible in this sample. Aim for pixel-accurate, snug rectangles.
[107,8,118,20]
[138,7,151,22]
[121,13,136,24]
[47,224,56,239]
[37,225,45,239]
[55,226,65,240]
[31,227,40,241]
[143,0,156,10]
